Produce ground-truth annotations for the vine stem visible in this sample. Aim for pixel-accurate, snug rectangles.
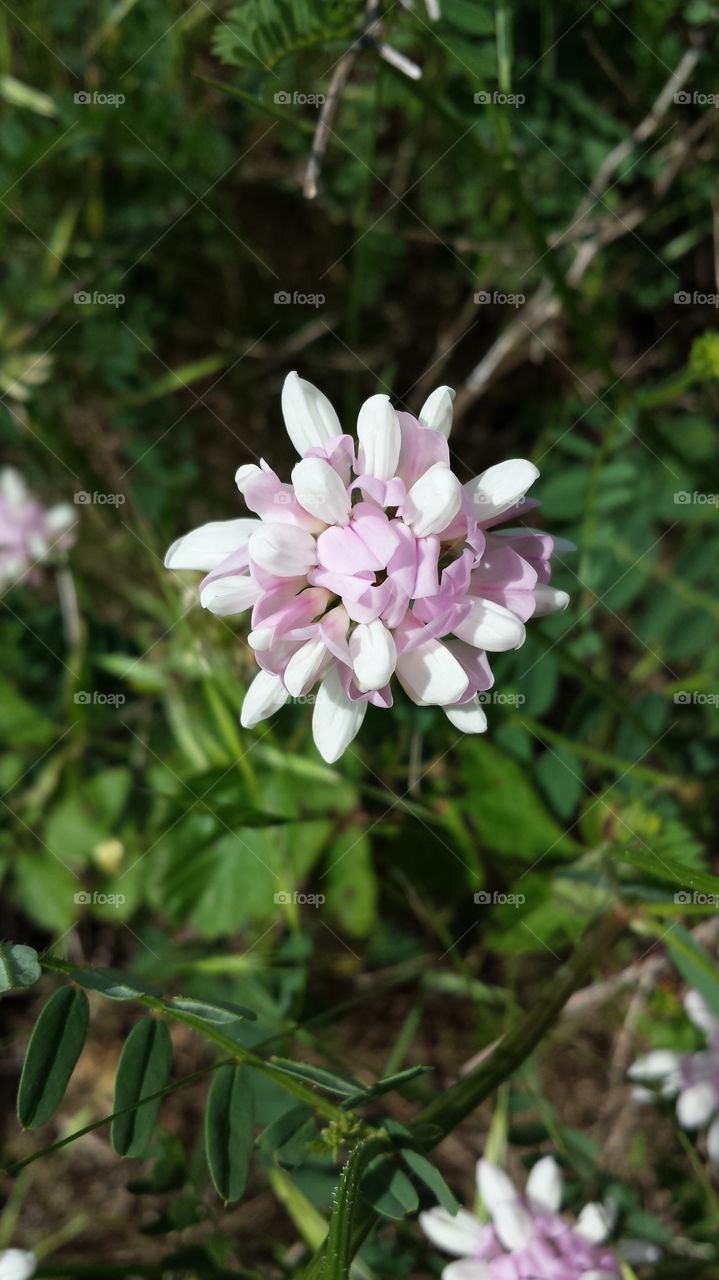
[302,907,627,1279]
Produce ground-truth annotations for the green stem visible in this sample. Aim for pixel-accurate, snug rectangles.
[301,908,626,1278]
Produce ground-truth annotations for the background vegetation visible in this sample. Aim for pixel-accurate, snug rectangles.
[1,0,718,1276]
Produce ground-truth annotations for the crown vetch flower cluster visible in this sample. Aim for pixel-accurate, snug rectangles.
[629,987,719,1162]
[420,1154,657,1279]
[0,468,75,593]
[166,374,568,762]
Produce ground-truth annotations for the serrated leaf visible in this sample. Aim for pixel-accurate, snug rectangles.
[0,942,41,992]
[17,986,90,1128]
[205,1064,254,1203]
[111,1018,173,1158]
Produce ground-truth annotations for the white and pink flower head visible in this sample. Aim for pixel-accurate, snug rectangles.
[629,988,719,1162]
[420,1155,657,1279]
[166,374,569,762]
[0,468,76,593]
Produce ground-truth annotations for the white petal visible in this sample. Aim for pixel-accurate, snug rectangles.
[526,1155,562,1214]
[0,468,28,505]
[476,1158,517,1214]
[165,519,260,571]
[493,1201,533,1251]
[200,575,260,616]
[406,464,462,537]
[576,1202,613,1245]
[444,698,488,734]
[240,670,288,728]
[579,1272,621,1280]
[357,394,401,480]
[627,1049,682,1089]
[464,459,539,522]
[419,385,455,438]
[312,665,366,763]
[291,457,350,526]
[281,371,342,456]
[452,598,525,651]
[249,523,317,577]
[443,1263,492,1280]
[708,1115,719,1162]
[395,638,468,706]
[284,639,330,697]
[677,1080,717,1129]
[418,1207,486,1258]
[0,1250,37,1280]
[45,503,76,536]
[684,989,719,1040]
[349,620,397,692]
[532,585,570,616]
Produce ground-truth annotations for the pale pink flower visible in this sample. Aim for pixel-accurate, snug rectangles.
[420,1155,657,1279]
[629,988,719,1162]
[0,1249,36,1280]
[0,468,76,593]
[166,374,569,762]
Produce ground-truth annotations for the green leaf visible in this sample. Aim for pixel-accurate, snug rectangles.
[0,942,41,992]
[257,1104,314,1166]
[665,926,719,1019]
[65,965,163,1001]
[205,1064,254,1203]
[609,846,719,898]
[360,1156,420,1219]
[325,828,377,938]
[268,1057,360,1096]
[341,1064,433,1109]
[212,0,361,71]
[399,1147,460,1214]
[384,1119,460,1213]
[111,1018,173,1158]
[0,679,54,746]
[165,995,257,1024]
[17,986,90,1129]
[461,740,577,858]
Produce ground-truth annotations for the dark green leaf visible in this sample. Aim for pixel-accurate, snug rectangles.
[205,1064,254,1203]
[17,986,90,1129]
[111,1018,173,1158]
